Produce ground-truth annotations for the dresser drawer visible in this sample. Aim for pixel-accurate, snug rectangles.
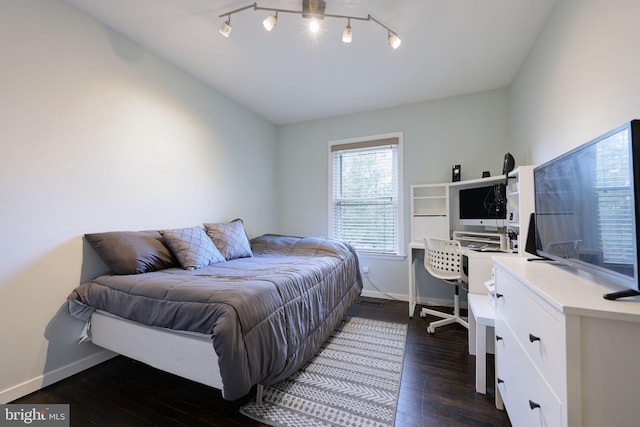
[494,315,516,411]
[495,268,566,398]
[495,315,562,427]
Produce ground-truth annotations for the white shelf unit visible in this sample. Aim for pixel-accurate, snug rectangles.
[506,166,534,255]
[448,174,509,233]
[410,183,449,243]
[453,230,507,250]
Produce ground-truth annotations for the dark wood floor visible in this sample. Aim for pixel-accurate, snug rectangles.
[12,297,511,426]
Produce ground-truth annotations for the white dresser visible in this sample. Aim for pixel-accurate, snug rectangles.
[494,257,640,427]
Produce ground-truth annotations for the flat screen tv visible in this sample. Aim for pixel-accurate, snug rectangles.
[459,184,506,227]
[533,120,640,300]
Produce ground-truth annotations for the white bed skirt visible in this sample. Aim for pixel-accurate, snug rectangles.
[90,311,224,391]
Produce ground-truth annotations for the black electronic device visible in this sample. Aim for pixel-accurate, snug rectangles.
[502,153,515,175]
[525,212,538,256]
[459,184,506,227]
[524,212,548,261]
[452,164,461,182]
[533,120,640,300]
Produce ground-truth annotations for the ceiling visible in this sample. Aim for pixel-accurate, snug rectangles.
[65,0,558,125]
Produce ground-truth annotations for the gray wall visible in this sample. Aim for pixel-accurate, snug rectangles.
[276,90,510,302]
[509,0,640,165]
[0,0,278,402]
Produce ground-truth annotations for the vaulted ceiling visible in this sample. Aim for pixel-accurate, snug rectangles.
[65,0,559,124]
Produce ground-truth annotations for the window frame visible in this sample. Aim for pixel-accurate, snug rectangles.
[328,132,405,257]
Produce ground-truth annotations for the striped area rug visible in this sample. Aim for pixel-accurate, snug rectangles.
[240,316,408,427]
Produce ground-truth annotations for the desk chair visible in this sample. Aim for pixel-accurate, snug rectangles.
[420,237,469,333]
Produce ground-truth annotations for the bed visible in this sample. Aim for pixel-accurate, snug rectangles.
[68,225,362,401]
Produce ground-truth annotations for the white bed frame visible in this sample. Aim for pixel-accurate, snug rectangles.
[90,312,266,401]
[91,311,224,389]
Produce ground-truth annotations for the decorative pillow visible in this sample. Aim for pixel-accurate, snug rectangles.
[204,218,253,260]
[160,226,225,270]
[85,230,178,275]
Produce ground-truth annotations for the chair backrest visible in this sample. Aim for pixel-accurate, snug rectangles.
[424,237,463,282]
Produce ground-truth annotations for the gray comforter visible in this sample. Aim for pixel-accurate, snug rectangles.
[68,234,362,400]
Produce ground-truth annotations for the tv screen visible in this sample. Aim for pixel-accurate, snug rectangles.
[534,120,640,299]
[459,184,506,227]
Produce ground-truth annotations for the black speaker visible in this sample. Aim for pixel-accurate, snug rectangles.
[525,212,538,256]
[502,153,515,175]
[452,164,461,182]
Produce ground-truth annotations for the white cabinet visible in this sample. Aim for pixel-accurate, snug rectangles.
[495,266,564,426]
[410,184,449,243]
[506,166,534,255]
[494,257,640,426]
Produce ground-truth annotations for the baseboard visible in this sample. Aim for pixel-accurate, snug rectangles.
[360,289,408,301]
[0,350,116,404]
[359,290,468,309]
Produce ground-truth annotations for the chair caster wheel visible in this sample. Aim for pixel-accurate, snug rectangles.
[427,327,435,334]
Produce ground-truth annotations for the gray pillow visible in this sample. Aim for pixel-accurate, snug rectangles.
[85,230,178,275]
[160,226,225,270]
[204,218,253,260]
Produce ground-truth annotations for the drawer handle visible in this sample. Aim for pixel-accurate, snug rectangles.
[528,333,541,343]
[497,378,504,384]
[496,335,503,341]
[496,293,504,299]
[529,400,541,410]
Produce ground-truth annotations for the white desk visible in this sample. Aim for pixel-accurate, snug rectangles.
[462,248,507,293]
[468,293,503,409]
[407,242,511,316]
[407,242,423,317]
[409,241,509,409]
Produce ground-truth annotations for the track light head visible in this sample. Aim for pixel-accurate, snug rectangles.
[342,24,352,43]
[263,13,277,31]
[219,19,232,37]
[388,32,401,49]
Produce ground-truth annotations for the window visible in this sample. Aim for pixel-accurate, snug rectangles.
[329,133,404,256]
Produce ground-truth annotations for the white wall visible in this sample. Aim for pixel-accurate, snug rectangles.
[276,90,510,303]
[509,0,640,165]
[0,0,278,403]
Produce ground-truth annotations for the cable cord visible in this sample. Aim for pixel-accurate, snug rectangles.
[363,272,401,301]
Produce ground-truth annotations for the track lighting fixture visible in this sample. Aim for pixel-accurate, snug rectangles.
[342,18,352,43]
[218,1,401,49]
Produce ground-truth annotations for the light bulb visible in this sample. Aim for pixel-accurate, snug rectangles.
[342,24,352,43]
[263,14,277,31]
[388,33,401,49]
[219,19,232,38]
[309,18,320,33]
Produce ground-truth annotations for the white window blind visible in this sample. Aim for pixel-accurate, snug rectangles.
[330,137,401,255]
[595,130,635,265]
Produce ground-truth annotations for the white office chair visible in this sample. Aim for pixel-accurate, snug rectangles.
[420,237,469,333]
